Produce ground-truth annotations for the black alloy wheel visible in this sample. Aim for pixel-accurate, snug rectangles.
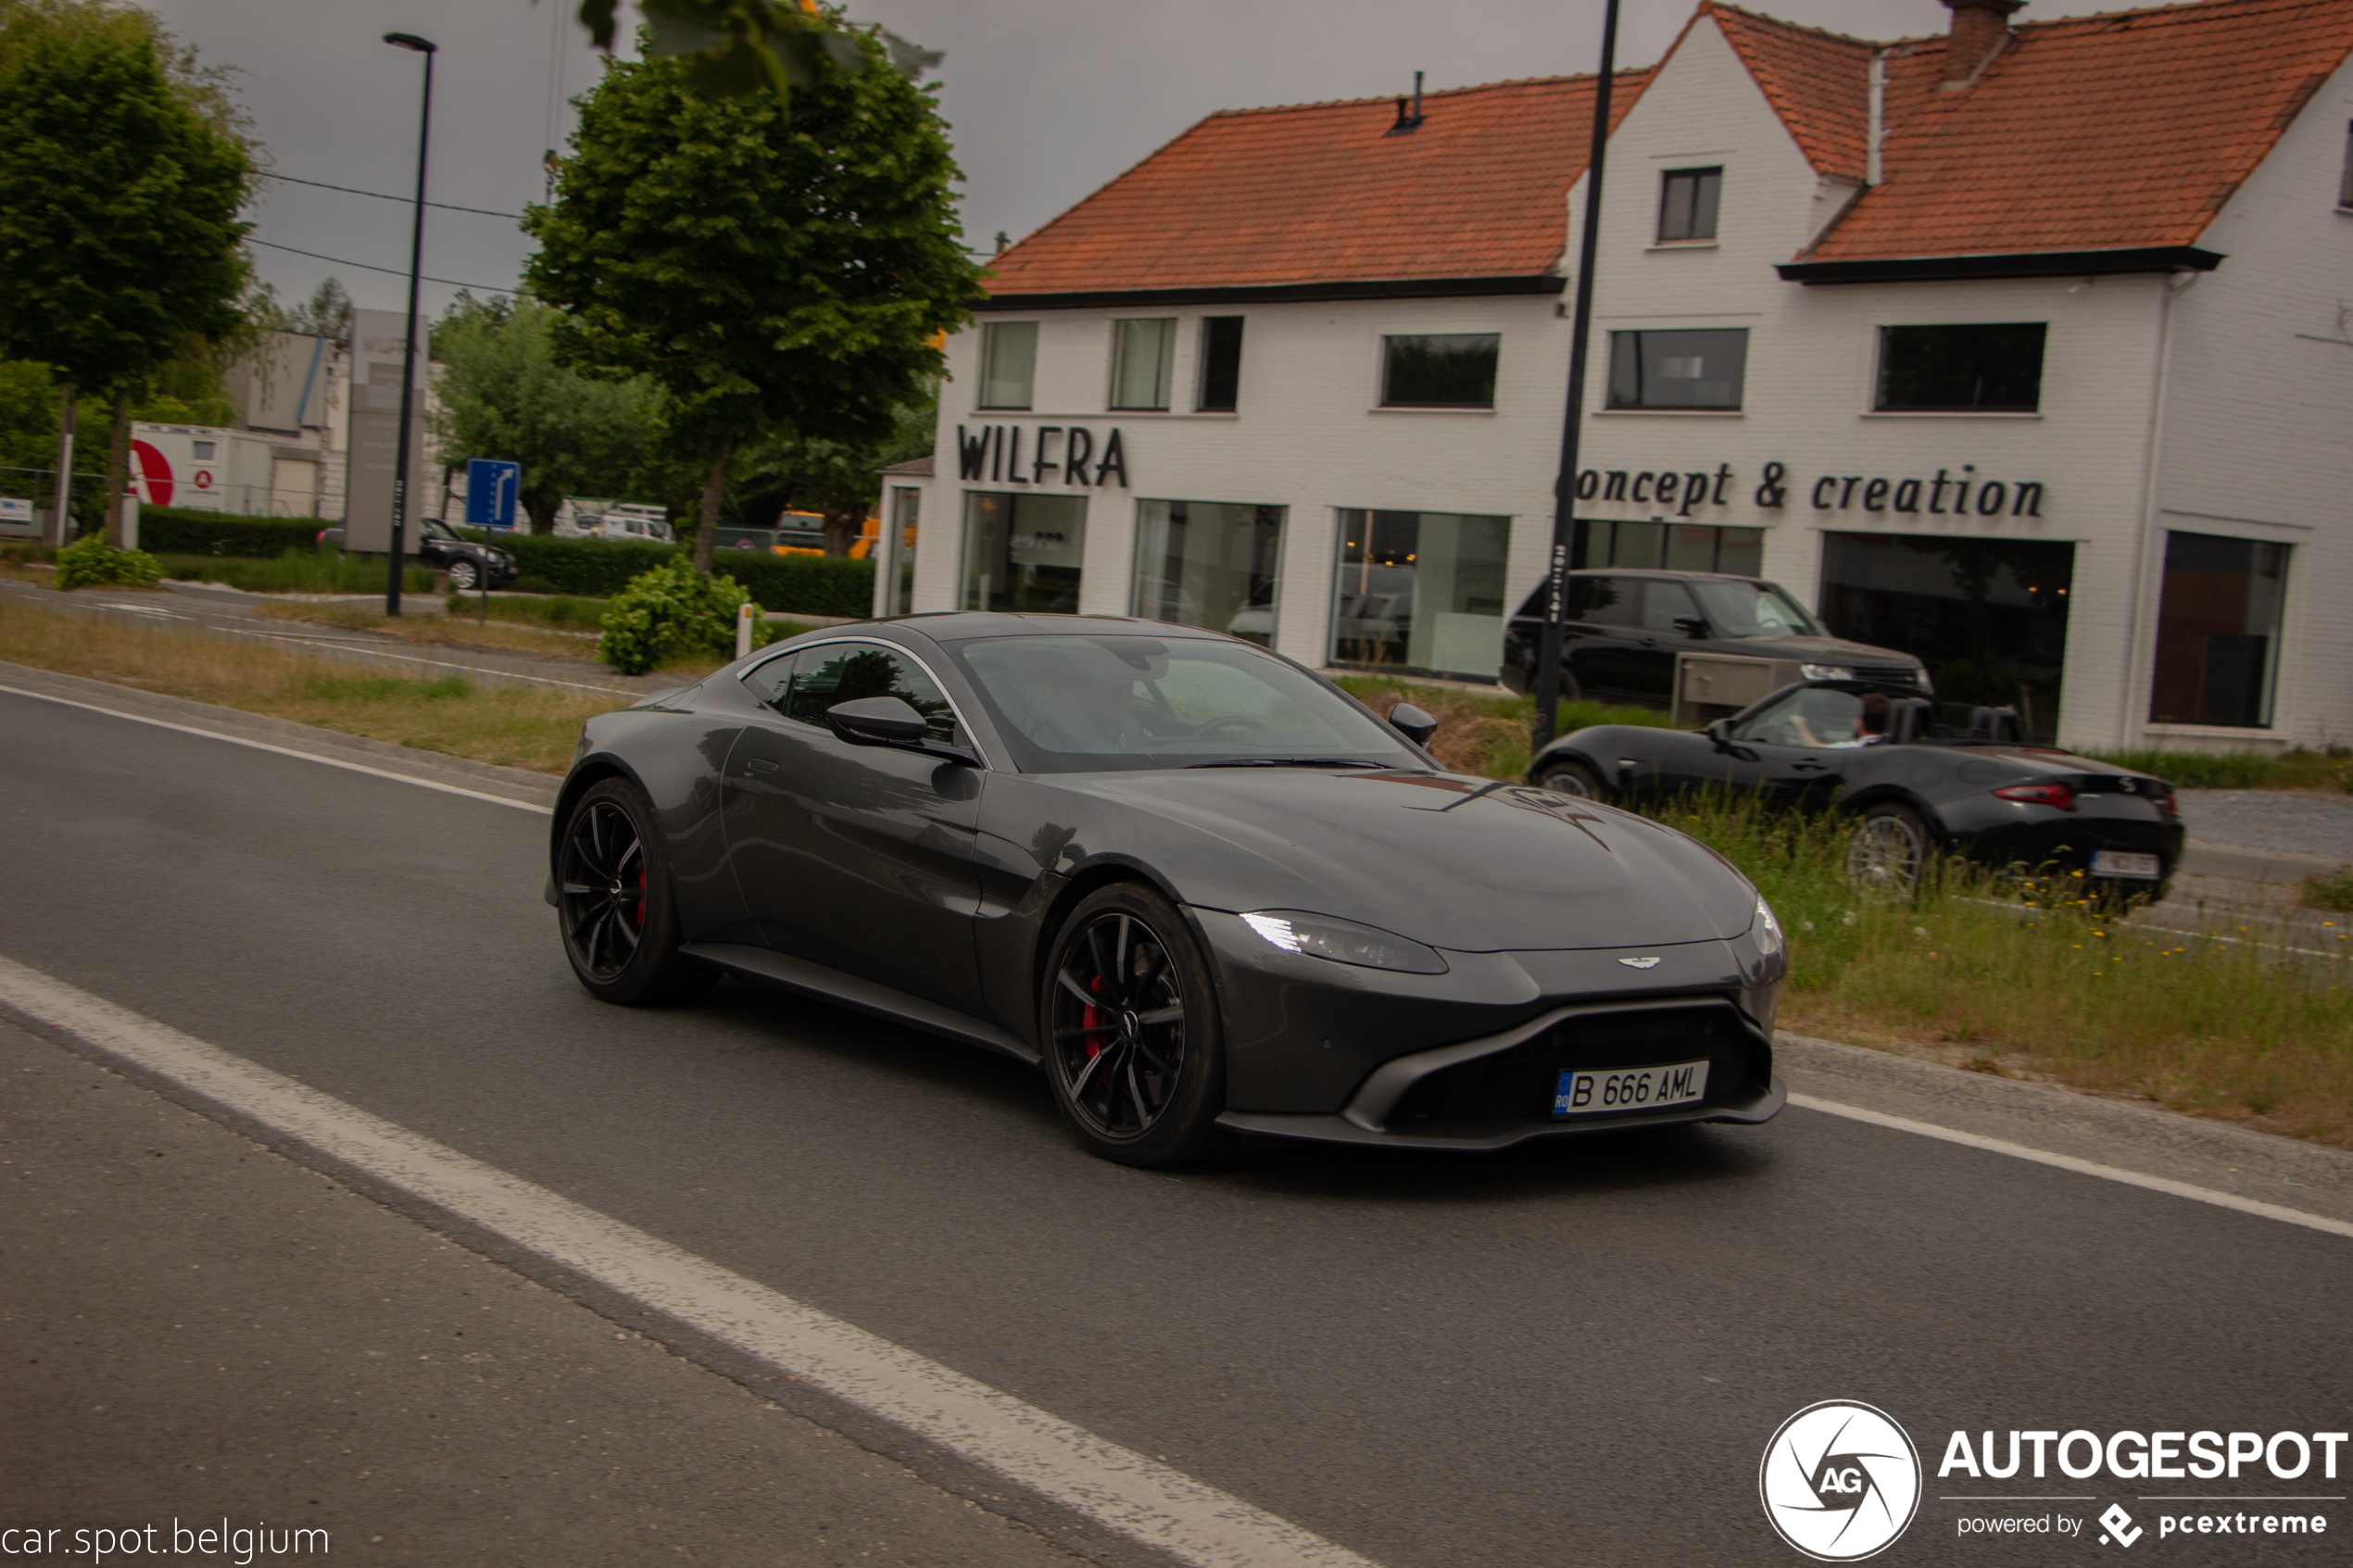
[447,557,480,591]
[1536,759,1606,800]
[1042,884,1224,1167]
[557,777,720,1005]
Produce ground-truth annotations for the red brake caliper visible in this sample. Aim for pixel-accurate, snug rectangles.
[1082,976,1105,1062]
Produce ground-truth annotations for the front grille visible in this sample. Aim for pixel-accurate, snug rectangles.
[1852,663,1921,686]
[1381,1003,1763,1137]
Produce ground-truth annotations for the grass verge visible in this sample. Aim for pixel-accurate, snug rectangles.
[0,597,618,773]
[2302,867,2353,913]
[1329,673,1674,781]
[157,548,437,596]
[2084,746,2353,795]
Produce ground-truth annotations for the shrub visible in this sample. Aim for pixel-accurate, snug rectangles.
[598,556,781,675]
[53,533,165,589]
[140,506,327,558]
[711,551,875,618]
[496,533,678,596]
[491,532,875,614]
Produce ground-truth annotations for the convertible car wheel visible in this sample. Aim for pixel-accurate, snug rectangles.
[1042,884,1224,1168]
[558,778,720,1006]
[1536,759,1606,800]
[1843,801,1930,902]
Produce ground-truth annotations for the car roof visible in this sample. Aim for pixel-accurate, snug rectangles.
[1569,568,1765,583]
[884,612,1234,643]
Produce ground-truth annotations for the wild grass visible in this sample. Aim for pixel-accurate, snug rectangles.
[1650,792,2353,1145]
[1329,673,1674,781]
[2302,867,2353,913]
[0,597,618,773]
[2084,746,2353,795]
[443,590,608,632]
[252,600,608,663]
[156,548,435,596]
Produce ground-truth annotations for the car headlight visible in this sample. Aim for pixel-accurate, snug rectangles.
[1749,895,1784,960]
[1800,663,1854,681]
[1240,910,1449,974]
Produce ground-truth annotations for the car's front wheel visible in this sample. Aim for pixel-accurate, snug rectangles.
[1535,758,1607,801]
[1041,884,1224,1168]
[557,777,721,1005]
[447,557,480,591]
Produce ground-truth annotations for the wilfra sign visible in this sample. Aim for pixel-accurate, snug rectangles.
[957,423,1129,489]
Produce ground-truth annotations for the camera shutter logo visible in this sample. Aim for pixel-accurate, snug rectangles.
[1760,1400,1922,1561]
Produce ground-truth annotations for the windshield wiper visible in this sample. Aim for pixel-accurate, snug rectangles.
[1186,757,1389,769]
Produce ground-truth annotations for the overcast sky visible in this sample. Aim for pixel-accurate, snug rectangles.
[142,0,2138,323]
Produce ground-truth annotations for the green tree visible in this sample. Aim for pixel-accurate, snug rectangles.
[429,294,667,533]
[0,0,257,540]
[567,0,939,120]
[740,388,932,553]
[283,277,355,345]
[524,13,981,570]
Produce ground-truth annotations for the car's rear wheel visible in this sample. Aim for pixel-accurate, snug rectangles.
[447,557,479,591]
[1843,801,1930,901]
[558,777,720,1005]
[1041,884,1224,1168]
[1535,759,1607,801]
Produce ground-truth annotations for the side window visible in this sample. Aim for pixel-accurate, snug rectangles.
[1580,576,1641,627]
[741,648,797,709]
[783,642,960,744]
[1731,687,1864,747]
[1641,582,1698,633]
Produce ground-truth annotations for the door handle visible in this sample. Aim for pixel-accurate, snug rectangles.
[1791,761,1828,771]
[746,757,779,774]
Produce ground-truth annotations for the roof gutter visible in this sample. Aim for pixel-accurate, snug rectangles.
[975,275,1569,311]
[1777,245,2224,285]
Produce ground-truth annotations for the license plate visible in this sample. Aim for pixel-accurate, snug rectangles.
[1554,1060,1710,1117]
[2091,850,2161,879]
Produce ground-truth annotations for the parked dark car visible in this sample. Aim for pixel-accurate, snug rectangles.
[1500,570,1928,711]
[547,613,1789,1165]
[315,517,516,591]
[1528,679,2183,900]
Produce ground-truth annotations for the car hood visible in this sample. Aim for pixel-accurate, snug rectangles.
[1045,769,1758,952]
[1722,633,1919,668]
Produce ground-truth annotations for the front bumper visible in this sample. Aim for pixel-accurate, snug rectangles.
[1194,908,1785,1147]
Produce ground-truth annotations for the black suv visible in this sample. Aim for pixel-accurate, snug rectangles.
[1499,569,1928,709]
[315,518,518,592]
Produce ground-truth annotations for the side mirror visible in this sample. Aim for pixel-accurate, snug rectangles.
[1705,718,1733,748]
[1388,702,1438,747]
[1673,616,1711,639]
[826,695,929,745]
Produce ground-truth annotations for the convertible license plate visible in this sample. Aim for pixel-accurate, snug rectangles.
[2091,850,2161,879]
[1554,1060,1710,1117]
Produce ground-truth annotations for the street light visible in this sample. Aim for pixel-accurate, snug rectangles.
[383,31,436,616]
[1532,0,1620,750]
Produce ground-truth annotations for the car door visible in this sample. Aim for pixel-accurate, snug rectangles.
[722,639,988,1016]
[1568,577,1677,708]
[1694,686,1862,805]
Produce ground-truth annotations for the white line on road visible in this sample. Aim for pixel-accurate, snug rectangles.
[0,684,552,816]
[220,625,640,696]
[0,953,1381,1568]
[1788,1093,2353,1240]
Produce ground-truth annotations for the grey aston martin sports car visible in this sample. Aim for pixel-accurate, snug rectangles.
[548,614,1788,1165]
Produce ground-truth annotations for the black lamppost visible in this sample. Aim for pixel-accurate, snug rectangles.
[1532,0,1620,749]
[383,31,436,616]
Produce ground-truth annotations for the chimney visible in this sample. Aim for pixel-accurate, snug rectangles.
[1939,0,2022,87]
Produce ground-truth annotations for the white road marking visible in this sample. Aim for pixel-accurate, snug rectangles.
[0,684,552,816]
[1789,1093,2353,1240]
[0,953,1382,1568]
[220,626,638,696]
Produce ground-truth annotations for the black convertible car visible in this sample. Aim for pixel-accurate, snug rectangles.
[1527,679,2184,900]
[549,613,1788,1164]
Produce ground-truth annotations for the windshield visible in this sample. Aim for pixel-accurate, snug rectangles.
[1687,579,1824,639]
[946,633,1424,774]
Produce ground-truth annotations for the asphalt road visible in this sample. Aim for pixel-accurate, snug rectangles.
[4,684,2348,1567]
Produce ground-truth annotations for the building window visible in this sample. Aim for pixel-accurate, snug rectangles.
[1196,317,1244,412]
[1110,318,1177,410]
[1573,519,1763,577]
[1657,167,1721,242]
[1379,333,1500,408]
[2340,119,2353,208]
[1606,328,1747,410]
[2149,532,2288,729]
[1875,323,2045,412]
[962,492,1085,615]
[1332,509,1511,680]
[883,487,919,617]
[1132,500,1284,645]
[978,321,1037,410]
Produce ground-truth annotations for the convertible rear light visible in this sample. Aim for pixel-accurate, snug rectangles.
[1993,782,2074,809]
[2156,789,2178,819]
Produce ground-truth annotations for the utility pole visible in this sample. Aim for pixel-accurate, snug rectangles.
[50,386,74,546]
[1532,0,1620,751]
[383,31,437,615]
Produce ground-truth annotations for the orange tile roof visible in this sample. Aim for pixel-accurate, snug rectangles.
[1805,0,2353,264]
[981,70,1652,301]
[1705,4,1874,183]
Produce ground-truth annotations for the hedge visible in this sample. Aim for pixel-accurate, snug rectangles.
[491,531,875,616]
[141,506,327,558]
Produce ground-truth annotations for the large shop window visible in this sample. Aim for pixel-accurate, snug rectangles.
[1196,317,1244,411]
[2149,532,2288,729]
[1132,499,1285,646]
[1332,509,1511,681]
[1379,334,1500,408]
[882,486,919,617]
[1657,167,1722,242]
[1606,328,1747,410]
[978,321,1038,410]
[1111,319,1177,411]
[1818,532,2075,739]
[963,492,1085,616]
[1573,519,1763,577]
[1874,323,2045,412]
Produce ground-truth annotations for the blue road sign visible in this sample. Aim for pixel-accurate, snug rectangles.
[465,458,520,532]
